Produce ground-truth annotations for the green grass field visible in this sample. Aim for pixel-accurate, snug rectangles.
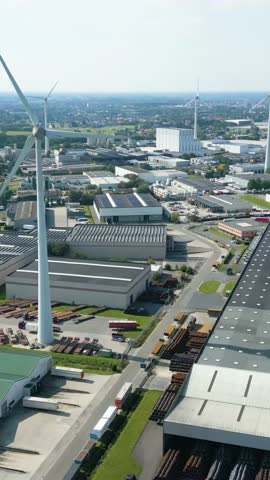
[199,280,220,294]
[241,194,270,209]
[208,227,233,240]
[2,125,136,137]
[223,281,236,296]
[0,344,125,375]
[96,309,152,338]
[92,390,161,480]
[83,205,94,224]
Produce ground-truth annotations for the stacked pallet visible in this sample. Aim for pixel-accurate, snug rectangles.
[171,372,187,386]
[256,452,270,480]
[153,449,182,480]
[169,353,195,373]
[229,448,257,480]
[160,329,188,360]
[149,384,180,422]
[182,441,213,480]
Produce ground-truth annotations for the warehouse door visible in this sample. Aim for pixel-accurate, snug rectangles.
[130,294,134,305]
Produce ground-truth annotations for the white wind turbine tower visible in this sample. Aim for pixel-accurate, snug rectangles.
[0,56,99,344]
[249,94,270,173]
[183,80,200,140]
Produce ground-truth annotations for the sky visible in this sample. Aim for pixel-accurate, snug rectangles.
[0,0,270,93]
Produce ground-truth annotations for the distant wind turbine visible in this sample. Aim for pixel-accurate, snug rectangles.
[183,80,200,140]
[249,94,270,173]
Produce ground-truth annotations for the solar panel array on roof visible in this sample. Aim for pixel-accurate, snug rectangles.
[67,224,167,244]
[95,192,160,209]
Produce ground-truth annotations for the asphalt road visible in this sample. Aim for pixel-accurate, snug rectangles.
[32,225,224,480]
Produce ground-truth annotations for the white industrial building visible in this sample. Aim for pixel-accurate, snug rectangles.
[115,165,184,183]
[66,224,167,260]
[147,156,190,169]
[229,163,264,175]
[164,225,270,455]
[94,192,163,224]
[156,128,201,154]
[202,140,264,155]
[6,258,151,309]
[83,171,129,190]
[0,349,51,418]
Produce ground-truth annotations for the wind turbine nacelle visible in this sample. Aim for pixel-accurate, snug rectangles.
[32,126,45,140]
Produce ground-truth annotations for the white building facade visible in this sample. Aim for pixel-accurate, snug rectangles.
[156,128,201,154]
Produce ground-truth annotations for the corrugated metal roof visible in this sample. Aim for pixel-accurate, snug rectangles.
[67,224,167,244]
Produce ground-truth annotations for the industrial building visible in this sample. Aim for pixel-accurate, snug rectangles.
[172,177,215,195]
[202,139,264,154]
[218,220,257,239]
[7,201,37,229]
[147,155,190,169]
[83,170,129,190]
[66,223,167,260]
[195,194,251,213]
[164,224,270,455]
[0,231,37,285]
[0,349,51,418]
[6,258,151,309]
[115,165,184,183]
[93,192,163,223]
[225,173,270,189]
[229,163,264,175]
[156,128,201,154]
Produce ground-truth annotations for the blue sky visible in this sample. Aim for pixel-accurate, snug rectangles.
[0,0,269,92]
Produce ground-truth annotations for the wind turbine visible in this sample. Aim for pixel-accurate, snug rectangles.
[27,81,58,156]
[249,94,270,173]
[183,80,200,140]
[0,56,99,344]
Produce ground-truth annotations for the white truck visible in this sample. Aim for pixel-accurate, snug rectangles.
[22,396,59,411]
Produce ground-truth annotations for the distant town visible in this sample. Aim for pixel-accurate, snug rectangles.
[0,86,270,480]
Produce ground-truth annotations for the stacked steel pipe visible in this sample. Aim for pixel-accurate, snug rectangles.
[149,384,180,422]
[206,445,233,480]
[255,452,270,480]
[169,353,195,373]
[229,448,257,480]
[182,441,213,480]
[160,329,189,360]
[171,372,187,386]
[153,449,182,480]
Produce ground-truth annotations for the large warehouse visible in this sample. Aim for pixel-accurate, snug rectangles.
[164,224,270,459]
[66,224,167,260]
[0,349,51,418]
[94,192,163,223]
[6,257,151,309]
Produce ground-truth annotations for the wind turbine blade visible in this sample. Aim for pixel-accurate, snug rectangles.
[0,56,38,126]
[183,98,195,107]
[249,94,270,112]
[0,135,34,197]
[45,81,58,100]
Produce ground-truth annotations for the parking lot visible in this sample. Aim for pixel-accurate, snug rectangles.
[0,372,119,480]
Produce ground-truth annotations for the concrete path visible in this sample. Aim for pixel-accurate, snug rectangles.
[133,421,163,480]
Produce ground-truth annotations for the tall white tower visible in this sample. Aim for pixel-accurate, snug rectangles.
[265,103,270,173]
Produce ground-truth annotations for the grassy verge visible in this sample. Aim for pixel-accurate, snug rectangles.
[208,227,233,239]
[241,194,270,209]
[199,280,220,294]
[96,309,152,339]
[0,345,126,375]
[0,284,6,300]
[223,281,236,296]
[83,205,94,224]
[91,390,161,480]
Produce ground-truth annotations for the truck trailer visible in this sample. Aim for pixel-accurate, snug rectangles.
[115,382,132,408]
[51,366,84,379]
[22,396,59,411]
[109,320,138,330]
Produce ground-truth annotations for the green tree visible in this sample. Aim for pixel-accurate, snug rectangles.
[171,212,179,223]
